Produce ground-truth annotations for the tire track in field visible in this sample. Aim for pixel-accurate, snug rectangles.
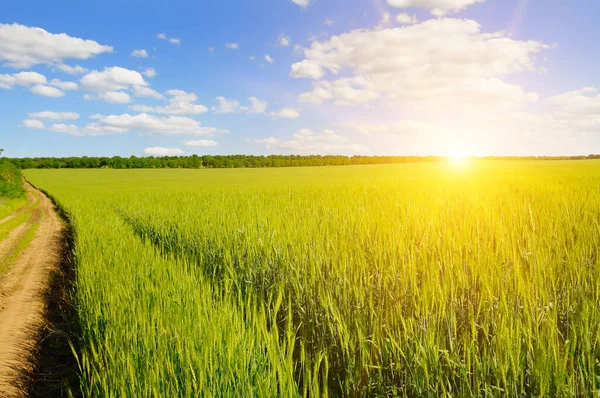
[0,184,63,397]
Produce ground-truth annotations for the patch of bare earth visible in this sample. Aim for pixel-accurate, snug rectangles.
[0,184,64,397]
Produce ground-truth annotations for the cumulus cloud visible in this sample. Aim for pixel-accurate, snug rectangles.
[213,97,241,113]
[130,49,149,58]
[272,108,301,119]
[133,85,163,99]
[251,137,280,149]
[225,42,239,50]
[292,19,547,109]
[22,119,45,129]
[0,71,49,89]
[144,147,184,156]
[49,123,128,136]
[156,33,180,45]
[299,78,381,106]
[84,91,131,104]
[30,85,65,97]
[542,87,600,134]
[130,89,208,115]
[15,71,48,85]
[91,113,225,136]
[50,79,78,90]
[28,111,79,120]
[264,55,274,64]
[387,0,485,16]
[56,63,89,75]
[99,91,131,104]
[80,66,147,92]
[291,0,312,8]
[396,13,418,24]
[254,129,369,155]
[344,120,434,136]
[142,68,157,78]
[0,23,113,68]
[248,97,268,114]
[183,139,218,147]
[47,113,226,137]
[290,60,325,79]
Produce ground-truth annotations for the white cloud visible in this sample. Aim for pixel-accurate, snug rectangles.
[183,139,218,147]
[299,77,380,105]
[543,87,600,134]
[292,19,546,108]
[248,97,268,114]
[142,68,157,78]
[264,54,274,64]
[290,60,325,79]
[56,64,89,75]
[84,91,131,104]
[22,119,45,129]
[0,23,113,68]
[81,66,147,92]
[130,49,149,58]
[28,111,79,120]
[324,18,335,26]
[379,12,392,27]
[14,71,47,85]
[344,120,434,136]
[91,113,225,136]
[213,97,241,113]
[130,89,208,115]
[156,33,180,45]
[99,91,131,104]
[48,113,226,137]
[144,147,184,156]
[278,34,291,47]
[225,42,239,50]
[133,85,163,99]
[251,137,280,149]
[387,0,485,16]
[0,71,49,89]
[291,0,312,8]
[396,13,418,24]
[255,129,369,155]
[49,123,129,136]
[50,79,78,90]
[272,107,301,119]
[30,85,65,97]
[249,56,256,61]
[208,47,215,53]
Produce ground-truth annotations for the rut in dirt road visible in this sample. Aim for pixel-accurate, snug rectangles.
[0,184,64,398]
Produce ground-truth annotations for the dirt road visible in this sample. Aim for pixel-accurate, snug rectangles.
[0,184,63,397]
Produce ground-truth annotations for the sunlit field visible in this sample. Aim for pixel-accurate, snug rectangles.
[25,161,600,397]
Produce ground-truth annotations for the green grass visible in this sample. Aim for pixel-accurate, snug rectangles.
[25,160,600,397]
[0,196,27,220]
[0,160,25,199]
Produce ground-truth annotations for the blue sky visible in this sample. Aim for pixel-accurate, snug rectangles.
[1,0,599,158]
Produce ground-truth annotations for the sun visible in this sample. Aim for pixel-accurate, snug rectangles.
[447,144,470,164]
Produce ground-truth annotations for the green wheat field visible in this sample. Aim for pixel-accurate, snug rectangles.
[25,160,600,397]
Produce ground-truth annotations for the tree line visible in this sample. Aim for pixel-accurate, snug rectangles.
[3,154,600,170]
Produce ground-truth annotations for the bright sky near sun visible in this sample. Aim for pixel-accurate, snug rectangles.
[1,0,599,158]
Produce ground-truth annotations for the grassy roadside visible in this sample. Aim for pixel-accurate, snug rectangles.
[0,196,27,220]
